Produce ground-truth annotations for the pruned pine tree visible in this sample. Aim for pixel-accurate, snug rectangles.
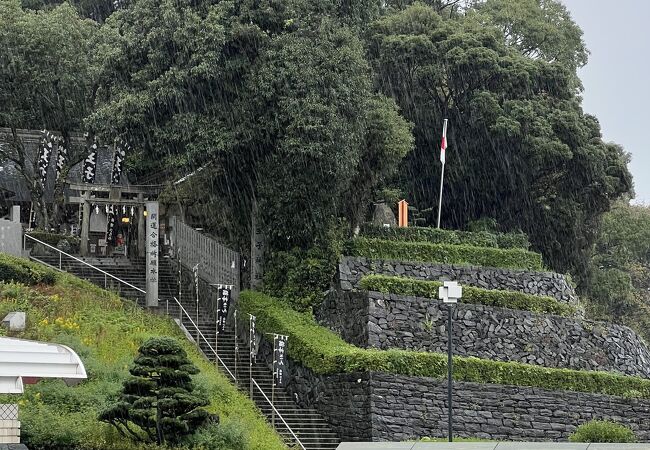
[99,337,210,445]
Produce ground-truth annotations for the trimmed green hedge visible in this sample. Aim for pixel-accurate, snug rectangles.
[346,238,544,270]
[361,225,530,250]
[359,274,574,316]
[0,253,57,286]
[27,231,80,253]
[239,291,650,399]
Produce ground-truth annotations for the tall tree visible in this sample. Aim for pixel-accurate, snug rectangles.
[586,202,650,340]
[368,3,632,281]
[0,0,96,228]
[90,0,413,251]
[472,0,588,72]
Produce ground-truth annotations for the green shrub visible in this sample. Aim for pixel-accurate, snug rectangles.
[346,238,543,270]
[263,248,336,312]
[27,231,80,253]
[263,224,344,312]
[240,290,650,399]
[569,420,636,443]
[183,421,249,450]
[360,225,530,250]
[0,253,57,285]
[359,275,575,316]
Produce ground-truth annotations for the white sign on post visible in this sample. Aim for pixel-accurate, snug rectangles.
[438,281,462,304]
[145,201,159,307]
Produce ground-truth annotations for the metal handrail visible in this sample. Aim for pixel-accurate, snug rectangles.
[24,234,146,294]
[169,296,236,381]
[251,378,306,450]
[167,298,305,450]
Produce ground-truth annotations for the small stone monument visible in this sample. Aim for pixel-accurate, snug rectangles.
[1,313,25,332]
[371,203,397,228]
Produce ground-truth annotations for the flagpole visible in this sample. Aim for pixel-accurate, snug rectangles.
[436,119,448,229]
[437,161,445,229]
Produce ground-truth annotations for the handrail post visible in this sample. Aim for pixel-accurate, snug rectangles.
[234,310,238,384]
[59,252,62,270]
[272,334,277,428]
[104,273,107,289]
[249,314,254,399]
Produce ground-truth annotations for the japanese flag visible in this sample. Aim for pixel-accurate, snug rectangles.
[440,119,448,164]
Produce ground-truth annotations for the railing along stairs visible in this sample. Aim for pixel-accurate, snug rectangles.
[22,228,339,449]
[23,234,146,301]
[164,296,308,450]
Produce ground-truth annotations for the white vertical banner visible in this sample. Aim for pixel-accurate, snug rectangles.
[145,201,159,307]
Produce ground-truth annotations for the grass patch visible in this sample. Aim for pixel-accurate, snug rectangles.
[0,260,286,450]
[240,290,650,399]
[359,274,575,316]
[345,238,544,270]
[360,224,530,250]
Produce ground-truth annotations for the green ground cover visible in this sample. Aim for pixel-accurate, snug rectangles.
[345,238,544,270]
[0,254,286,450]
[240,291,650,399]
[359,274,575,317]
[360,225,530,250]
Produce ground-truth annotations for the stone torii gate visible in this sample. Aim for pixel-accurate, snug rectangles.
[67,182,161,257]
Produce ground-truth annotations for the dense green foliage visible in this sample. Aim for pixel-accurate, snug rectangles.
[20,0,116,22]
[0,261,285,450]
[360,225,530,249]
[0,0,95,132]
[474,0,588,72]
[0,252,57,286]
[368,2,632,282]
[569,420,637,443]
[88,0,413,251]
[584,202,650,343]
[0,0,637,300]
[346,238,544,270]
[239,291,650,399]
[99,337,210,445]
[359,274,574,316]
[0,0,97,228]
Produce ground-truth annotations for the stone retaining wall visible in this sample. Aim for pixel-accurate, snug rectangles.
[339,257,579,308]
[368,374,650,442]
[235,321,650,442]
[316,291,650,378]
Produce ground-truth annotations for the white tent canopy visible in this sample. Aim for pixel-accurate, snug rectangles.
[0,337,87,394]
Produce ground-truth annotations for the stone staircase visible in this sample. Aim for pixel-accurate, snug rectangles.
[28,251,340,450]
[158,261,340,450]
[28,253,147,305]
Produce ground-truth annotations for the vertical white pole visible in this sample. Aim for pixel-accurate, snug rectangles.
[437,119,448,229]
[437,162,446,229]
